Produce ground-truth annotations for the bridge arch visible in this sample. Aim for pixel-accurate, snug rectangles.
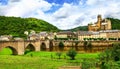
[2,46,18,55]
[25,44,35,54]
[40,42,46,51]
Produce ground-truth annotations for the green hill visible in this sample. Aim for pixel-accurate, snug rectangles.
[107,18,120,30]
[0,16,59,38]
[67,26,88,31]
[69,18,120,31]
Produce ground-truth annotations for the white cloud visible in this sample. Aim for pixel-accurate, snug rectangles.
[1,0,52,17]
[0,0,120,30]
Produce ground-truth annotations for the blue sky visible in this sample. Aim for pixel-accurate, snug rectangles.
[0,0,120,30]
[45,0,80,5]
[0,0,8,5]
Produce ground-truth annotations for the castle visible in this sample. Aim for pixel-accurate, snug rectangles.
[88,15,111,31]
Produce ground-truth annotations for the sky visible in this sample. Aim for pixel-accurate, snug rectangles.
[0,0,120,30]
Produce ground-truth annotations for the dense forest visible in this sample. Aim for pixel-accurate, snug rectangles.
[69,18,120,31]
[0,16,59,38]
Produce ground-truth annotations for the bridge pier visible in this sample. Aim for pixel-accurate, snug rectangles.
[17,41,25,55]
[34,41,40,51]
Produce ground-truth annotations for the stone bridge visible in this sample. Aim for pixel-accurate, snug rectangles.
[0,40,119,55]
[0,40,50,55]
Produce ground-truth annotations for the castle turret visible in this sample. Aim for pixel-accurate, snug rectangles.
[97,14,102,29]
[107,19,111,30]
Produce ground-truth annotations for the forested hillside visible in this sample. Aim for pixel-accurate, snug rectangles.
[68,26,88,31]
[107,18,120,30]
[0,16,59,38]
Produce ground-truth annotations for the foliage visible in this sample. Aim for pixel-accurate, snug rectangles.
[66,49,77,60]
[67,26,88,31]
[56,52,62,59]
[24,49,32,54]
[99,43,120,69]
[108,38,117,41]
[58,41,64,51]
[81,59,96,69]
[0,16,59,38]
[111,43,120,61]
[99,49,112,62]
[84,38,106,41]
[107,18,120,30]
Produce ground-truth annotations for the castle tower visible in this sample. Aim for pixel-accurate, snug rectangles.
[97,15,102,29]
[107,19,111,30]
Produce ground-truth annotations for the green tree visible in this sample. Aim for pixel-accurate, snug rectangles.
[66,49,77,60]
[111,43,120,61]
[99,43,120,69]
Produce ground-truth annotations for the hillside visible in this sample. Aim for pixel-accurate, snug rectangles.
[107,18,120,30]
[69,18,120,31]
[0,16,59,38]
[67,26,88,31]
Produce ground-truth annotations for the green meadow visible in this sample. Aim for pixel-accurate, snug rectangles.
[0,48,100,69]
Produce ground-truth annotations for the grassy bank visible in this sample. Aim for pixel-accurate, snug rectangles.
[0,48,100,69]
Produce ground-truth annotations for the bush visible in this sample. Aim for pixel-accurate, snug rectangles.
[56,52,62,59]
[111,43,120,61]
[99,43,120,69]
[81,59,94,69]
[66,49,77,60]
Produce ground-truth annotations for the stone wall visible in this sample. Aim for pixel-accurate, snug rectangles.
[52,40,118,52]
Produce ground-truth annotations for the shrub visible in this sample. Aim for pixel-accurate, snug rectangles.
[111,43,120,61]
[56,52,62,59]
[66,49,77,60]
[81,59,93,69]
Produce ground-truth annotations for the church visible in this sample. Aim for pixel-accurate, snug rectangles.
[88,15,111,31]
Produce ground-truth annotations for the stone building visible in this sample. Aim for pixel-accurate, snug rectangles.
[56,31,77,40]
[88,15,111,31]
[78,30,120,41]
[28,33,39,40]
[0,35,13,41]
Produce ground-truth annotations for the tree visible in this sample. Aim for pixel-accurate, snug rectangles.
[66,49,77,60]
[111,43,120,61]
[99,43,120,69]
[59,41,64,51]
